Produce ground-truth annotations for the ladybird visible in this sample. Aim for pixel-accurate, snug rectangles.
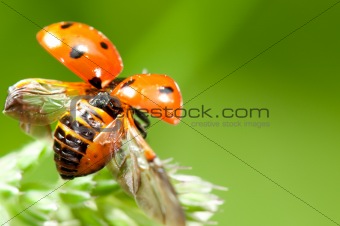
[4,22,185,225]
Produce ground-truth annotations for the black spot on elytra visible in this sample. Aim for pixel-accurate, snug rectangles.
[159,86,174,94]
[89,77,102,89]
[61,22,73,29]
[100,42,108,49]
[70,45,85,59]
[122,79,135,88]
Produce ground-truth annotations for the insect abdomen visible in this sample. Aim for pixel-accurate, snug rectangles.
[53,112,99,179]
[53,97,122,179]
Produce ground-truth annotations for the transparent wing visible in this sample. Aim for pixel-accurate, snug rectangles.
[3,78,93,126]
[3,78,95,139]
[105,110,186,226]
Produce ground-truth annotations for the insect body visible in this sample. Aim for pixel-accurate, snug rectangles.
[4,22,185,225]
[53,93,123,179]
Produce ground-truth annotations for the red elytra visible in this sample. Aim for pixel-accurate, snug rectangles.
[37,21,123,89]
[112,74,182,124]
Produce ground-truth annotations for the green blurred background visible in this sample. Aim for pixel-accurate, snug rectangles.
[1,1,340,225]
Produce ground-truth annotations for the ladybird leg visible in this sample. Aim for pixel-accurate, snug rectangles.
[132,108,150,138]
[133,118,147,139]
[133,108,150,128]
